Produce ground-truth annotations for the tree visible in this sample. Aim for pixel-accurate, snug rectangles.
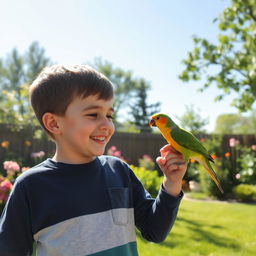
[91,58,141,119]
[214,111,256,134]
[0,42,50,91]
[0,49,24,91]
[129,79,161,133]
[0,42,51,136]
[178,105,209,134]
[179,0,256,112]
[25,42,51,84]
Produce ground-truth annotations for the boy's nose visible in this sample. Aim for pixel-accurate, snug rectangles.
[99,117,114,130]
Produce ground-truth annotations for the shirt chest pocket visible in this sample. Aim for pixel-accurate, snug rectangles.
[108,187,131,225]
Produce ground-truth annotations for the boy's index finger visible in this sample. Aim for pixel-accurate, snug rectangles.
[160,144,181,156]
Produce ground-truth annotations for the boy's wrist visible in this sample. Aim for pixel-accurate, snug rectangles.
[162,178,182,197]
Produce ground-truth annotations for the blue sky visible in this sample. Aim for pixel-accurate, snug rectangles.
[1,0,241,132]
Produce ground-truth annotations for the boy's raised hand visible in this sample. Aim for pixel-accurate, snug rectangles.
[156,144,187,197]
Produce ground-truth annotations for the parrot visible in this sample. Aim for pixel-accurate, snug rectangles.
[149,113,224,194]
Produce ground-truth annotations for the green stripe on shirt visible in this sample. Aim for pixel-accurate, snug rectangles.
[88,242,138,256]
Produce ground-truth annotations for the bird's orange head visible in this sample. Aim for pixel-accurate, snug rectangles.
[149,113,173,130]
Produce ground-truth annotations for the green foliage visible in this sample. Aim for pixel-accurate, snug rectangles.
[25,42,51,84]
[236,144,256,184]
[177,104,209,134]
[214,112,256,134]
[201,135,223,157]
[116,121,140,133]
[130,165,162,198]
[0,42,50,91]
[91,58,141,120]
[0,42,50,136]
[184,162,200,182]
[179,0,256,112]
[138,155,155,170]
[199,161,230,199]
[198,136,236,198]
[0,85,38,131]
[233,184,256,202]
[129,79,160,133]
[92,58,161,127]
[197,135,256,198]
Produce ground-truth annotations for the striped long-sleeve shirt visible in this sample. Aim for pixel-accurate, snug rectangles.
[0,156,183,256]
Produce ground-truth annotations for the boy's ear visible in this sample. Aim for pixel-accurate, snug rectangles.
[42,112,61,135]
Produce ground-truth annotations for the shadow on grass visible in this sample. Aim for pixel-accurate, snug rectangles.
[159,216,240,250]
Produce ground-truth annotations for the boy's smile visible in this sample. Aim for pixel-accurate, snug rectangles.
[53,95,115,164]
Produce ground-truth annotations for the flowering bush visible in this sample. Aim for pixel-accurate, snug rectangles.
[0,160,21,203]
[0,148,46,212]
[3,161,20,177]
[138,154,155,170]
[236,144,256,185]
[107,146,126,161]
[130,165,162,198]
[196,136,236,198]
[0,178,13,203]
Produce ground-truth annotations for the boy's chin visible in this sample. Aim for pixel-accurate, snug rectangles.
[93,149,106,156]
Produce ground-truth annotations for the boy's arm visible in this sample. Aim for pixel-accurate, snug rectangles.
[0,179,34,255]
[131,145,186,243]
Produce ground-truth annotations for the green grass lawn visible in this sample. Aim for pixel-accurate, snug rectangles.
[32,198,255,256]
[137,198,256,256]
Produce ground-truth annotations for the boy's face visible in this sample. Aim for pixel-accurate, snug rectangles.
[56,95,115,163]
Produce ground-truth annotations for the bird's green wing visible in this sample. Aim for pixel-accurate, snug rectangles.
[171,127,210,157]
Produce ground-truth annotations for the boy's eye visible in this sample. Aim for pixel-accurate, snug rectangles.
[107,115,114,120]
[86,113,97,117]
[86,113,114,120]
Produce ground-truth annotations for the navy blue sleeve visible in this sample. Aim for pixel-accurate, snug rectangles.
[129,168,183,243]
[0,178,33,255]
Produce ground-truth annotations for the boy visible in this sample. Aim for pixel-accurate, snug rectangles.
[0,65,186,256]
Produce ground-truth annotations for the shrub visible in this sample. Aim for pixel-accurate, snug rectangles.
[232,184,256,202]
[130,165,162,198]
[138,154,155,170]
[199,159,231,199]
[237,145,256,185]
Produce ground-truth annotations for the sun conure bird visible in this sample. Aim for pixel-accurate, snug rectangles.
[149,113,224,193]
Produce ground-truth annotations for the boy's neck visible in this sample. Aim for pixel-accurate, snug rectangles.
[52,152,96,165]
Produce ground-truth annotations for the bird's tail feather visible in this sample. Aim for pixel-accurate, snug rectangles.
[201,159,224,194]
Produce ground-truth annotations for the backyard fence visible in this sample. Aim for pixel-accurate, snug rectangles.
[0,124,256,168]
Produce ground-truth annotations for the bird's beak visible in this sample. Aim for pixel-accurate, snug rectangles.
[149,119,156,127]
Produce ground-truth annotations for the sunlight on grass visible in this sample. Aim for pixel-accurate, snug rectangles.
[137,199,256,256]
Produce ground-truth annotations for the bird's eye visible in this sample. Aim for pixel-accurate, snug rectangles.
[156,116,160,120]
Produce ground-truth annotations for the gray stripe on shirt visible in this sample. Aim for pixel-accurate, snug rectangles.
[33,208,136,256]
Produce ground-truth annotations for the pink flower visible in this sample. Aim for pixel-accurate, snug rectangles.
[3,161,20,175]
[235,173,241,180]
[110,146,117,151]
[0,180,13,191]
[251,145,256,151]
[0,180,13,202]
[107,146,126,161]
[229,138,239,147]
[113,151,121,157]
[31,151,45,158]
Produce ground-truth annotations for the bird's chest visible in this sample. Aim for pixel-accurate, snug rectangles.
[162,128,182,152]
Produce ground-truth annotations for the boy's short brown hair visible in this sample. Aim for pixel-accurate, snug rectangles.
[29,64,113,134]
